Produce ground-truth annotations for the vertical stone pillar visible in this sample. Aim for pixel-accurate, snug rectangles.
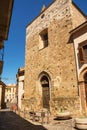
[79,82,87,113]
[18,81,23,110]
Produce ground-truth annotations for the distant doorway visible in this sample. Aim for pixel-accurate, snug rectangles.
[40,75,50,109]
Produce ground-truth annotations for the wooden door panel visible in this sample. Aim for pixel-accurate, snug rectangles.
[42,86,50,109]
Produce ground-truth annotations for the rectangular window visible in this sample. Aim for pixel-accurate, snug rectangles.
[79,40,87,64]
[42,33,48,47]
[83,45,87,60]
[39,29,48,50]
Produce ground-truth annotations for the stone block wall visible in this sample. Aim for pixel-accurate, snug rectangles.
[50,97,80,116]
[23,0,86,115]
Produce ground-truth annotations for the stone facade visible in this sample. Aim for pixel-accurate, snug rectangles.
[71,21,87,114]
[16,67,24,110]
[5,84,17,103]
[23,0,86,115]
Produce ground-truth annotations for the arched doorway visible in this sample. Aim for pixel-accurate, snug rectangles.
[84,72,87,106]
[40,74,50,109]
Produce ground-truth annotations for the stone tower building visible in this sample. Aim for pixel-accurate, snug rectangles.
[22,0,86,115]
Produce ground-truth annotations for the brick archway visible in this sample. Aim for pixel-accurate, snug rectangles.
[79,68,87,113]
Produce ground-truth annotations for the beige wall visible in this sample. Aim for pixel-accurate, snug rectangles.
[17,75,24,110]
[23,0,86,115]
[5,84,17,103]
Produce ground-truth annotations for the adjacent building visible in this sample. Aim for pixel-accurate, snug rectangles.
[70,20,87,113]
[0,0,14,109]
[16,67,24,110]
[5,84,17,107]
[0,0,14,74]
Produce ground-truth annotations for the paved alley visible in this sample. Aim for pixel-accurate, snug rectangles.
[0,110,47,130]
[0,110,77,130]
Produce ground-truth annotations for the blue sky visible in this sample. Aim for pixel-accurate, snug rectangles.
[1,0,87,84]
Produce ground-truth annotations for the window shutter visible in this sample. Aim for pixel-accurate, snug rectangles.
[78,46,85,63]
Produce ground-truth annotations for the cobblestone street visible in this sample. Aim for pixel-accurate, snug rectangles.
[0,110,77,130]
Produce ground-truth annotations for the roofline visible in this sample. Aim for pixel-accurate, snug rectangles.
[70,20,87,34]
[26,0,55,28]
[0,81,6,87]
[72,1,87,18]
[26,0,87,29]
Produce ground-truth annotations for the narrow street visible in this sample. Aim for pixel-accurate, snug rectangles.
[0,110,47,130]
[0,109,77,130]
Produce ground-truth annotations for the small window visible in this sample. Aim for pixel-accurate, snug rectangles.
[79,40,87,64]
[39,29,48,50]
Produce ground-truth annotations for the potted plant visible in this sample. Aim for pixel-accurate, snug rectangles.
[56,106,71,120]
[75,116,87,130]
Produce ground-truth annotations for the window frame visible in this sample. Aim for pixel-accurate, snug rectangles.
[78,40,87,64]
[39,28,48,50]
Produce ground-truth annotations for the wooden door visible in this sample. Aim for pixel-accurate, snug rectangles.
[41,76,50,109]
